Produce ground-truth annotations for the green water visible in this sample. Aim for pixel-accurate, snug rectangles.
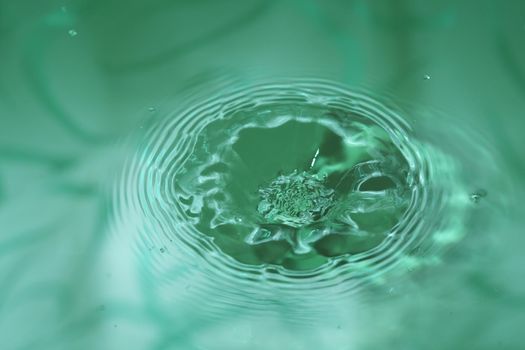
[1,1,525,349]
[167,82,462,273]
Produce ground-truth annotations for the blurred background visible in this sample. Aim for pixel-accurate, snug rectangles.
[1,0,524,349]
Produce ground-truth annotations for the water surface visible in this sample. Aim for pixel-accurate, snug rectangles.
[1,1,524,349]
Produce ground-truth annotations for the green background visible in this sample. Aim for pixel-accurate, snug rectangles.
[1,0,524,349]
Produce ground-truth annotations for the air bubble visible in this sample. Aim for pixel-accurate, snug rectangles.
[470,189,487,203]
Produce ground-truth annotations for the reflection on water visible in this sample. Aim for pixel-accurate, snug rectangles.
[1,1,524,349]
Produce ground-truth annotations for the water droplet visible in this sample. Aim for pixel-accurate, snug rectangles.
[310,147,320,168]
[61,6,67,12]
[423,74,431,80]
[470,194,481,203]
[470,189,487,203]
[98,304,106,311]
[68,29,78,37]
[119,79,467,276]
[148,107,156,112]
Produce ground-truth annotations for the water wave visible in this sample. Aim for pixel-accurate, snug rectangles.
[112,79,471,318]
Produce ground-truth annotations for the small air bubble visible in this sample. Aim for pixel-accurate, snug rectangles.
[470,189,487,203]
[160,247,166,253]
[68,29,78,37]
[423,74,431,80]
[148,107,156,112]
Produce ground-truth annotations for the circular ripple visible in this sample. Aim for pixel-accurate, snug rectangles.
[113,79,470,312]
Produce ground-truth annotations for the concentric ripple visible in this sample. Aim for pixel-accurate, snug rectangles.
[113,79,470,312]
